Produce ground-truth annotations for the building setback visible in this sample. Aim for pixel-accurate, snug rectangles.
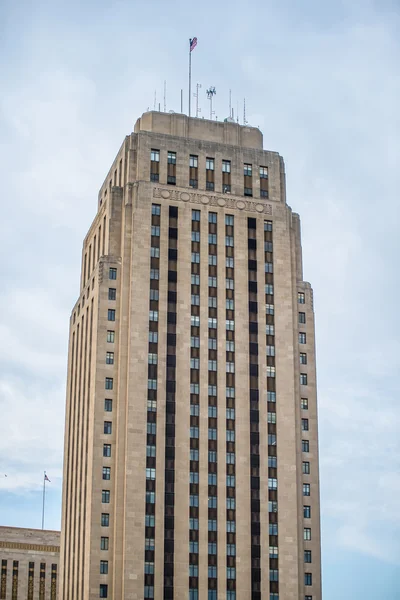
[59,111,322,600]
[0,526,60,600]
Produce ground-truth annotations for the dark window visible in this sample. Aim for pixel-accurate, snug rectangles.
[299,312,306,324]
[104,399,112,412]
[304,505,311,519]
[302,440,309,452]
[100,584,108,598]
[304,550,312,563]
[100,560,108,574]
[108,309,115,321]
[105,377,113,390]
[101,513,110,526]
[104,421,112,434]
[305,573,312,586]
[109,268,117,280]
[108,288,116,300]
[103,444,111,457]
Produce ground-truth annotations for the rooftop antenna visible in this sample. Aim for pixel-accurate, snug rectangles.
[236,101,239,123]
[164,80,167,112]
[206,86,216,120]
[194,83,202,118]
[229,89,232,117]
[243,98,248,125]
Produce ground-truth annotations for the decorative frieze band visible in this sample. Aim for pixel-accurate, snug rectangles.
[0,541,60,553]
[153,187,272,215]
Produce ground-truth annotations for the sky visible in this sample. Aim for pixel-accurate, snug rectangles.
[0,0,399,597]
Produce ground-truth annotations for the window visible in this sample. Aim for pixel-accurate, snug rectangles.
[227,520,236,532]
[191,315,200,327]
[226,362,235,373]
[304,549,312,563]
[103,444,111,457]
[222,160,231,173]
[149,310,158,321]
[226,387,235,398]
[270,569,279,582]
[150,268,159,280]
[208,519,217,531]
[208,297,217,309]
[226,452,235,464]
[189,495,199,507]
[191,252,200,263]
[227,593,236,600]
[226,408,235,420]
[298,292,305,304]
[189,590,198,600]
[303,461,310,474]
[208,277,217,288]
[151,149,160,162]
[208,255,217,266]
[208,233,217,244]
[300,352,307,365]
[266,366,276,378]
[104,399,112,412]
[146,491,155,504]
[100,560,108,574]
[268,434,276,446]
[208,360,217,371]
[101,513,109,526]
[226,340,235,352]
[269,523,278,535]
[151,225,160,237]
[109,268,117,280]
[268,478,278,489]
[147,399,156,412]
[168,151,176,164]
[145,538,155,550]
[226,278,234,289]
[100,584,108,598]
[190,427,199,439]
[107,309,115,321]
[269,501,278,513]
[208,451,217,463]
[301,398,309,410]
[106,352,114,365]
[104,421,112,434]
[303,483,310,496]
[146,445,156,457]
[208,473,217,485]
[299,332,306,344]
[105,377,113,390]
[191,274,200,285]
[225,235,234,247]
[102,467,111,480]
[266,345,275,357]
[192,231,200,242]
[190,155,198,168]
[107,330,115,343]
[145,561,154,574]
[226,497,236,509]
[260,166,268,179]
[208,317,217,329]
[147,422,156,434]
[206,157,214,171]
[191,358,200,370]
[265,262,273,273]
[208,406,217,418]
[302,418,309,431]
[227,543,236,556]
[266,324,274,336]
[189,564,198,577]
[190,472,199,484]
[265,283,274,295]
[147,379,157,390]
[108,288,116,300]
[144,586,154,599]
[226,430,235,442]
[269,546,278,558]
[304,505,311,519]
[189,541,198,554]
[299,312,306,324]
[100,537,109,550]
[226,319,235,331]
[146,468,156,480]
[208,496,217,508]
[148,353,158,365]
[302,440,310,452]
[102,490,110,503]
[191,383,200,394]
[150,289,159,301]
[192,209,200,221]
[148,331,158,343]
[305,573,312,586]
[305,528,313,542]
[191,336,200,349]
[227,567,236,580]
[226,475,235,487]
[244,163,252,176]
[300,373,308,385]
[244,187,252,196]
[268,455,277,468]
[267,391,276,402]
[266,303,274,315]
[189,517,199,530]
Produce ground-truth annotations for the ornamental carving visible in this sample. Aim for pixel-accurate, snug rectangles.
[153,187,272,215]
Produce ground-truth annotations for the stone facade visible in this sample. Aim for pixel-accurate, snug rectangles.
[0,527,60,600]
[60,112,322,600]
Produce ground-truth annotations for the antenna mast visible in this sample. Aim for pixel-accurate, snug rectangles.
[194,83,202,118]
[206,86,216,120]
[243,98,248,125]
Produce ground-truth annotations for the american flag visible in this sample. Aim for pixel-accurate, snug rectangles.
[190,37,197,52]
[44,474,51,482]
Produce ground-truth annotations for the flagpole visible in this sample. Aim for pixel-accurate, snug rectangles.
[42,471,46,530]
[188,39,192,117]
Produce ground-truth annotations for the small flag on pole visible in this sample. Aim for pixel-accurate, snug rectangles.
[44,474,51,482]
[190,37,197,52]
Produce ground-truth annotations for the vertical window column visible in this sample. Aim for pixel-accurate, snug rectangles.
[163,205,178,600]
[144,203,161,600]
[189,209,201,595]
[1,560,7,599]
[247,218,260,600]
[208,211,218,597]
[189,155,198,188]
[206,158,215,191]
[225,214,236,599]
[150,150,160,182]
[264,219,278,598]
[27,562,34,600]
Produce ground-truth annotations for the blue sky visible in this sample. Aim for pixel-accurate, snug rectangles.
[1,0,400,597]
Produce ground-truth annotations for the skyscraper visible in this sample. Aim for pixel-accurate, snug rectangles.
[59,111,321,600]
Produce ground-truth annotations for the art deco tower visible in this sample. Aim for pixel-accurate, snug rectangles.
[59,111,322,600]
